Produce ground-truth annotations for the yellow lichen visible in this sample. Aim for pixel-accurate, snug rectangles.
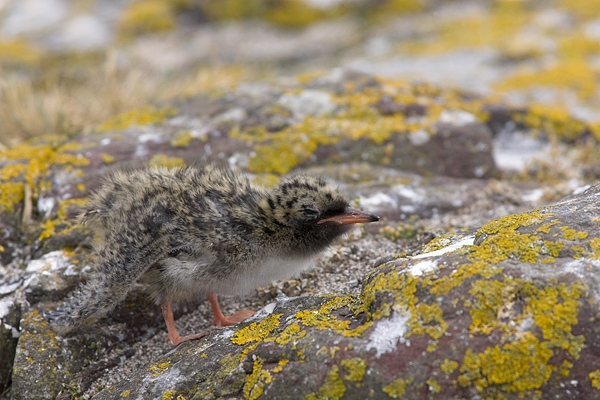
[559,360,573,378]
[38,197,87,241]
[477,212,552,236]
[119,390,131,397]
[591,238,600,260]
[305,365,346,400]
[426,379,441,394]
[512,104,589,141]
[148,155,186,169]
[101,153,115,164]
[231,314,283,345]
[458,333,554,393]
[226,77,493,175]
[440,359,459,375]
[497,60,598,102]
[265,322,306,346]
[589,369,600,390]
[561,226,588,241]
[400,3,527,55]
[171,131,196,148]
[410,302,447,340]
[527,281,585,358]
[243,357,272,400]
[295,296,372,337]
[382,377,412,398]
[0,141,89,212]
[147,361,171,377]
[96,106,176,132]
[118,0,176,39]
[162,390,177,400]
[0,39,43,65]
[272,359,289,373]
[340,358,367,382]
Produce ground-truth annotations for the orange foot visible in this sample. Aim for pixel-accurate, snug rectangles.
[208,292,255,328]
[168,332,207,347]
[213,309,255,328]
[161,300,208,346]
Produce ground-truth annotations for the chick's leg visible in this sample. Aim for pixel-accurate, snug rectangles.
[161,300,207,346]
[207,292,254,328]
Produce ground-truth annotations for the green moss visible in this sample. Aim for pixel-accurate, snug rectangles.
[340,358,367,382]
[382,377,412,398]
[96,106,176,132]
[306,365,346,400]
[231,314,283,345]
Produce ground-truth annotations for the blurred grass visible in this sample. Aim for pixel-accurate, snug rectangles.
[0,51,256,148]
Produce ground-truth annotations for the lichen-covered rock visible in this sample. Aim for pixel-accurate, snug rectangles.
[1,69,599,399]
[80,183,600,399]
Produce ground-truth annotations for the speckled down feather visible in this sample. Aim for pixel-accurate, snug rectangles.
[49,164,368,334]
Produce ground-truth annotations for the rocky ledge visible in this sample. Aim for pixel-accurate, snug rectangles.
[1,70,600,399]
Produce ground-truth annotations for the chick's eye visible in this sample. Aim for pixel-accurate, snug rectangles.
[302,207,320,219]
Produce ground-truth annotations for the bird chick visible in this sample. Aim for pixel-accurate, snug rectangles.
[49,164,379,346]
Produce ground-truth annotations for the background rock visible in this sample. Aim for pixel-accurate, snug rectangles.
[2,0,600,399]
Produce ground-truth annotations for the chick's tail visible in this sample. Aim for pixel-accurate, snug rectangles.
[47,240,162,334]
[47,274,133,334]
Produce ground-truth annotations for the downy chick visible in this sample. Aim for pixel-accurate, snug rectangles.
[49,164,379,345]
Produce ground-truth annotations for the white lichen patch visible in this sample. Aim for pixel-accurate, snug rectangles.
[438,110,477,126]
[0,299,13,319]
[26,250,72,273]
[366,312,410,357]
[359,192,397,210]
[405,259,438,277]
[0,281,22,295]
[278,90,336,119]
[413,235,475,259]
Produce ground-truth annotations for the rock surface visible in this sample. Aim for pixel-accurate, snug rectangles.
[2,1,600,398]
[1,67,599,399]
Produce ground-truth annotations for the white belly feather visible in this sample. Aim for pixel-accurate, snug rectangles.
[214,254,318,295]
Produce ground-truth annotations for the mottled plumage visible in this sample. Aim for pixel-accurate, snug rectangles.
[49,164,378,345]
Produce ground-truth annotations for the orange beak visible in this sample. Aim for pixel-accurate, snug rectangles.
[317,207,380,225]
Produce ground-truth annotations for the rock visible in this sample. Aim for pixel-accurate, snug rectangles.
[1,69,599,399]
[0,298,19,395]
[83,183,600,399]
